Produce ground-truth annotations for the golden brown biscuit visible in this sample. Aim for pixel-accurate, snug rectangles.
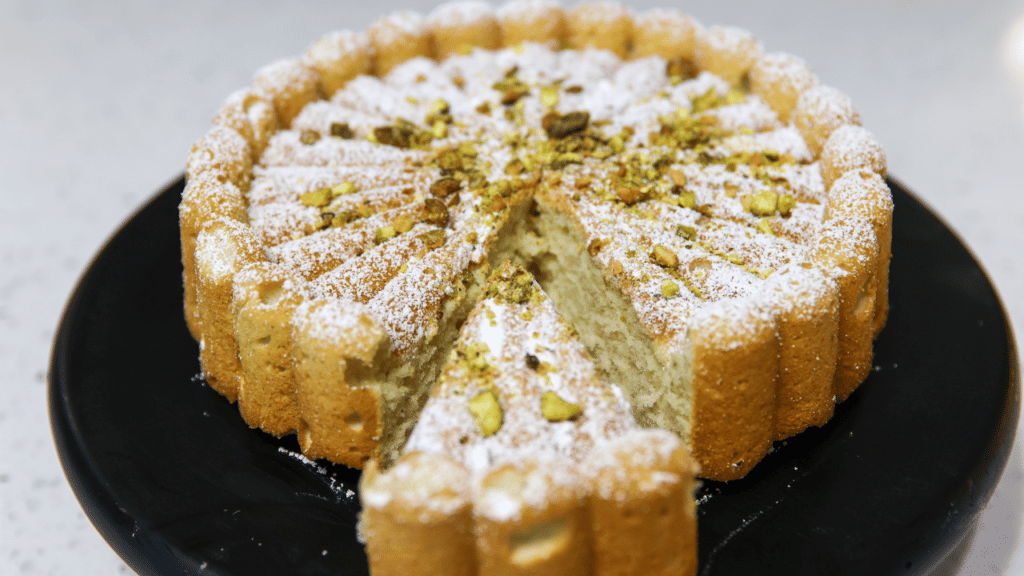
[794,85,862,157]
[429,1,503,59]
[366,11,435,75]
[194,218,265,401]
[498,0,566,47]
[749,52,817,124]
[566,1,634,59]
[360,453,477,576]
[252,59,322,129]
[303,31,374,97]
[694,26,763,87]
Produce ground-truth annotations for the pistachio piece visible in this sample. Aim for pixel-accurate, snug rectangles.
[651,244,679,268]
[668,168,687,187]
[330,122,354,139]
[677,188,696,209]
[429,98,450,116]
[675,224,697,241]
[393,214,414,234]
[430,177,462,198]
[616,184,645,205]
[374,226,396,244]
[540,85,559,108]
[525,353,540,371]
[432,120,448,139]
[661,279,680,299]
[423,198,451,228]
[331,181,358,196]
[756,218,774,235]
[541,391,582,422]
[546,111,589,139]
[565,84,584,94]
[374,124,413,148]
[300,188,331,207]
[469,390,503,437]
[749,190,779,217]
[777,193,797,217]
[300,129,320,145]
[419,229,446,248]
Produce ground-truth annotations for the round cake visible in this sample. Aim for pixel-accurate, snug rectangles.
[180,0,891,573]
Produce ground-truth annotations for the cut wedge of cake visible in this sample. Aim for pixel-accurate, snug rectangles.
[360,262,699,576]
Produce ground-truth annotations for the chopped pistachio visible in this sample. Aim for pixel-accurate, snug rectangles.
[540,85,559,107]
[501,86,530,106]
[677,189,696,209]
[430,177,461,198]
[525,353,540,371]
[330,122,354,139]
[675,224,697,241]
[300,188,331,207]
[661,279,680,299]
[651,244,679,268]
[300,129,320,145]
[749,190,779,217]
[332,181,358,196]
[423,198,451,228]
[616,185,644,205]
[546,111,589,139]
[541,391,582,422]
[668,168,687,186]
[458,142,478,157]
[438,149,462,171]
[587,238,605,256]
[777,193,797,217]
[469,390,502,437]
[476,101,492,115]
[429,99,450,116]
[756,218,774,235]
[432,120,448,139]
[565,84,584,94]
[393,214,414,234]
[419,228,446,248]
[374,226,397,244]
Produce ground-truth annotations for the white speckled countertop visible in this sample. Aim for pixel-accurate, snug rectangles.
[1,1,1021,574]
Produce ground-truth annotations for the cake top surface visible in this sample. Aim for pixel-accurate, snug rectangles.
[246,40,831,356]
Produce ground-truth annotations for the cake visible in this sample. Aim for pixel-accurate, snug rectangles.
[360,262,698,575]
[180,0,892,571]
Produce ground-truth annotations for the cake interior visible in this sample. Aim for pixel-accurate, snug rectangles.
[370,197,694,467]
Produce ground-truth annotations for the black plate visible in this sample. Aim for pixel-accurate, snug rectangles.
[50,176,1019,576]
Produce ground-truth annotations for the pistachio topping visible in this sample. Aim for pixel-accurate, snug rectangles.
[750,190,779,217]
[393,214,414,234]
[661,279,680,299]
[430,177,462,198]
[300,129,320,145]
[525,353,540,371]
[651,244,679,268]
[541,391,582,422]
[540,85,559,108]
[330,122,353,139]
[374,226,397,244]
[418,228,446,248]
[332,181,358,195]
[300,188,331,207]
[546,111,590,139]
[423,198,451,228]
[485,266,536,304]
[676,224,697,241]
[777,193,797,217]
[469,390,502,437]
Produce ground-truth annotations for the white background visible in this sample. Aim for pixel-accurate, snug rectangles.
[1,0,1022,574]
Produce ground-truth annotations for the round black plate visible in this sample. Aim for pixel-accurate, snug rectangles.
[50,176,1019,576]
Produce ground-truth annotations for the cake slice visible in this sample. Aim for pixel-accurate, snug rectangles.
[360,262,699,576]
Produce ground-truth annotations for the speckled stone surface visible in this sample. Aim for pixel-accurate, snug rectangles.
[1,1,1021,574]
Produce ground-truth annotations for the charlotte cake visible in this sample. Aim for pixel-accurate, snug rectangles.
[180,2,892,570]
